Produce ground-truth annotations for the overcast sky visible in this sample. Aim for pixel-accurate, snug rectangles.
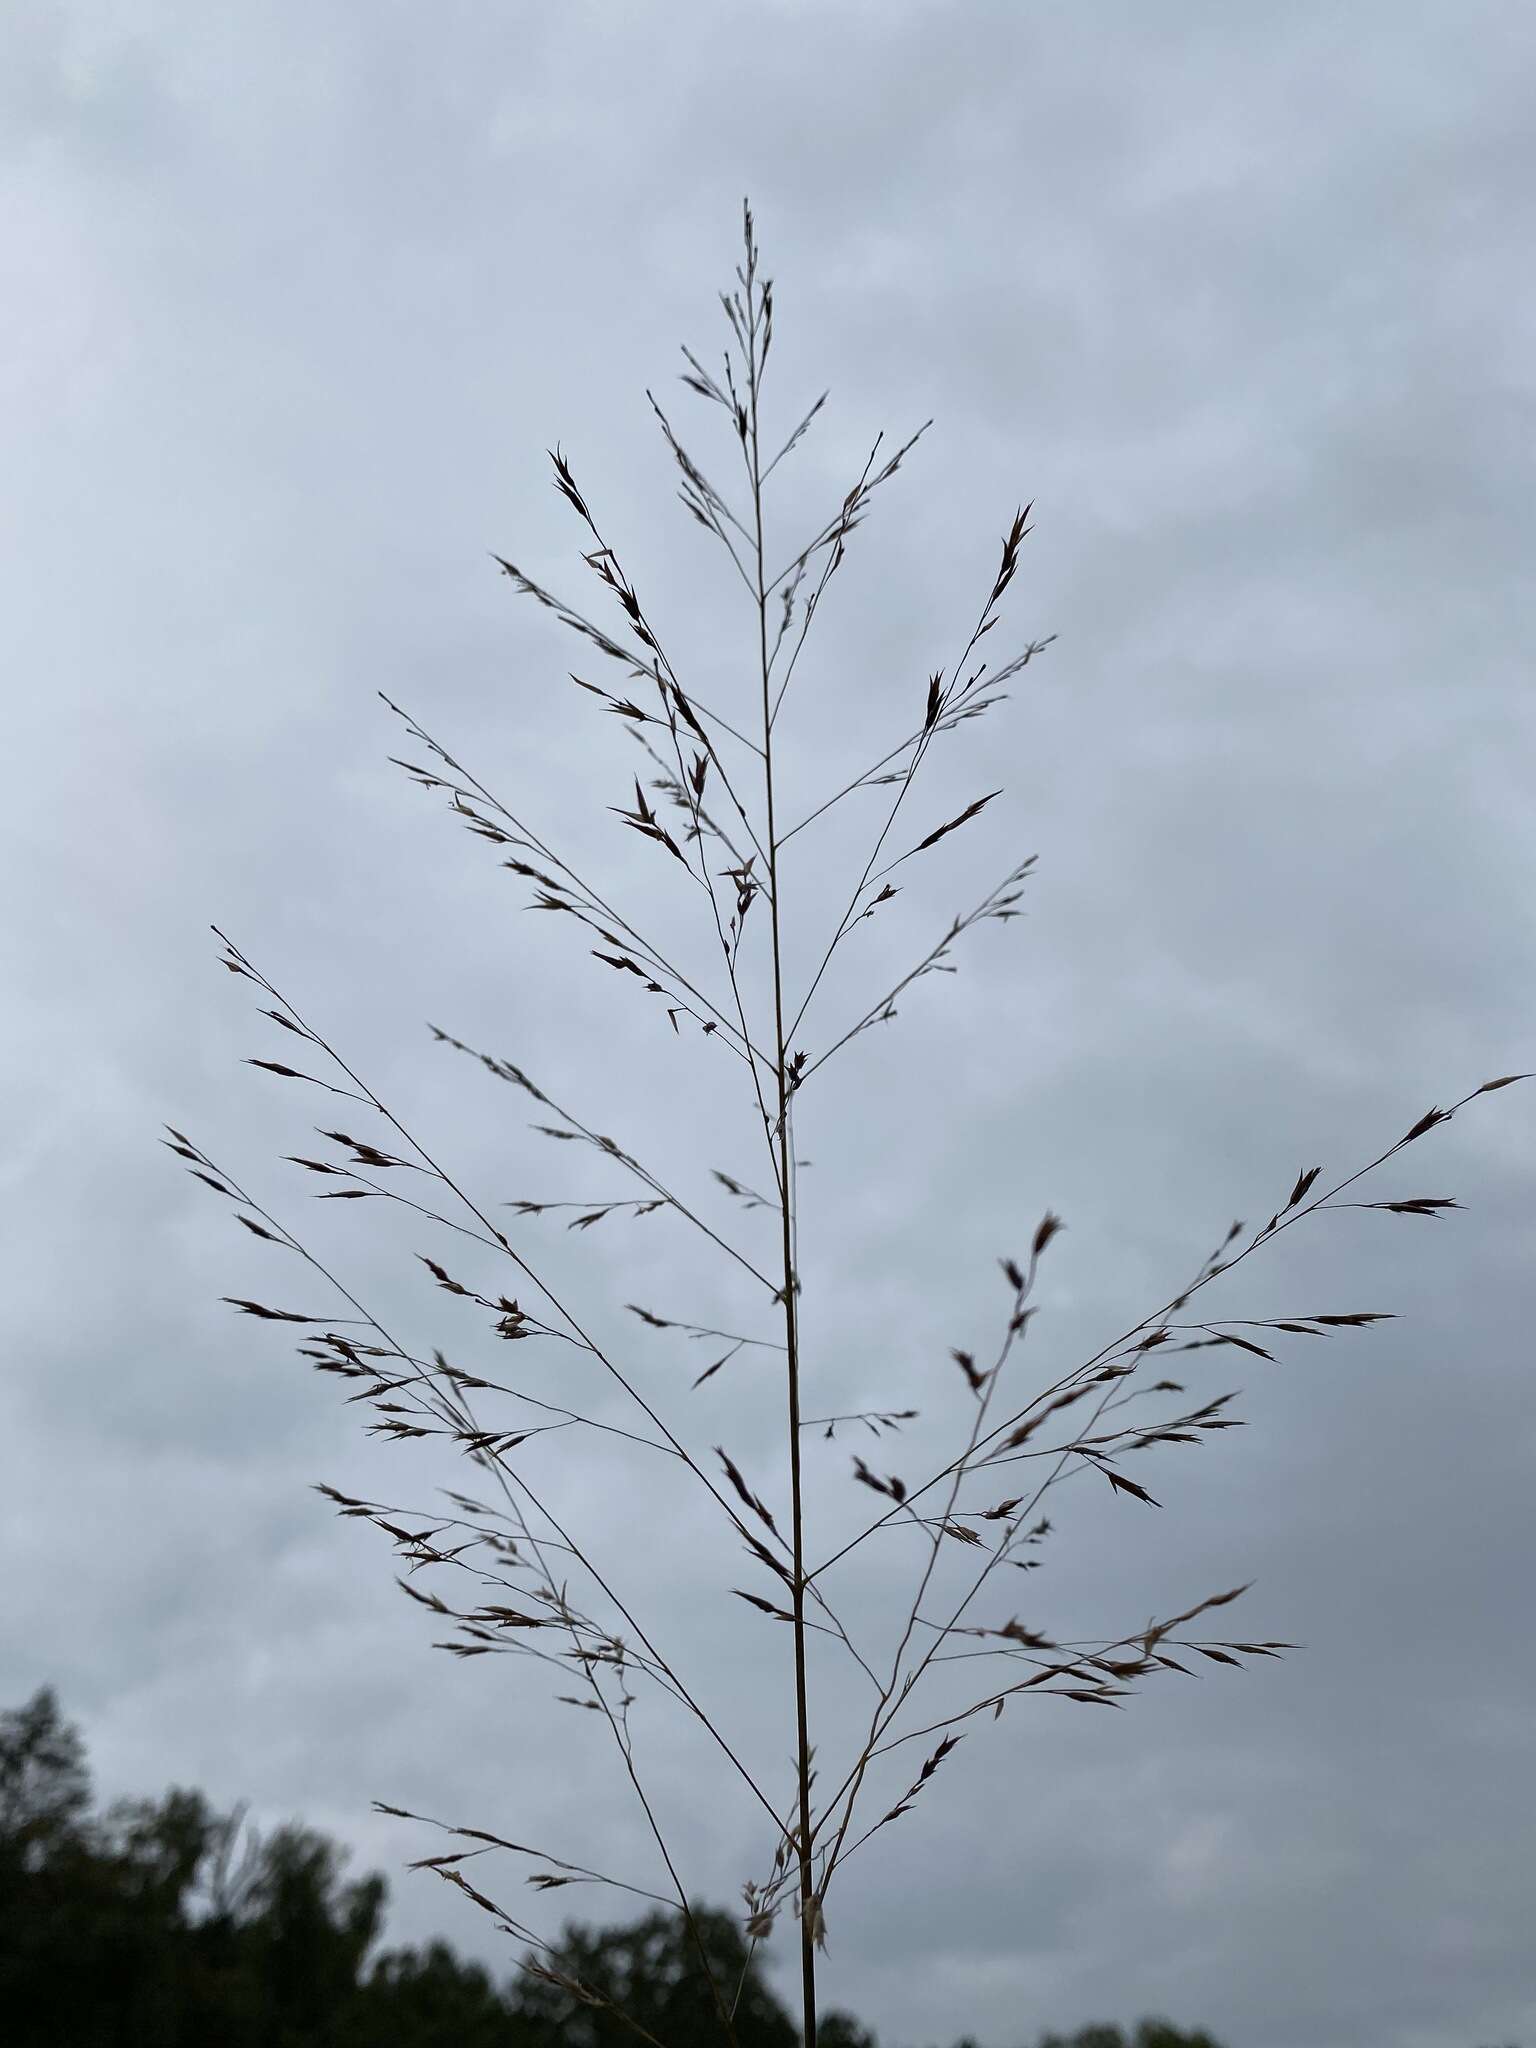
[4,6,1534,2047]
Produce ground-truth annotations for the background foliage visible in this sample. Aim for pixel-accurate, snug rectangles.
[1,1685,1228,2048]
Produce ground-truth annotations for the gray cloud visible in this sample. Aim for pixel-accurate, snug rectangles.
[3,6,1534,2047]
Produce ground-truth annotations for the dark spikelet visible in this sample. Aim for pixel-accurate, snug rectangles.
[1103,1470,1161,1507]
[716,1446,780,1535]
[1032,1211,1064,1257]
[910,790,1001,858]
[734,1589,794,1621]
[1399,1105,1452,1144]
[851,1456,907,1502]
[234,1216,282,1243]
[1286,1166,1321,1209]
[223,1298,322,1322]
[951,1348,985,1394]
[1210,1331,1276,1360]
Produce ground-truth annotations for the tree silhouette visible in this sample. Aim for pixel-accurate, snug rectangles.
[1038,2027,1226,2048]
[0,1684,90,1865]
[515,1904,798,2048]
[0,1685,1232,2047]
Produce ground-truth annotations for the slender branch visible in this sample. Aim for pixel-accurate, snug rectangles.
[809,1085,1496,1585]
[811,1238,1047,1889]
[795,857,1036,1090]
[785,510,1033,1049]
[180,1125,785,1846]
[213,933,805,1833]
[778,637,1053,850]
[382,694,768,1066]
[426,1024,778,1294]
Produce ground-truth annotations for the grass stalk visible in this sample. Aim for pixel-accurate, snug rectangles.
[179,198,1527,2048]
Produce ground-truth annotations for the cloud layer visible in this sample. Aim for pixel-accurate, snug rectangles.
[3,7,1533,2046]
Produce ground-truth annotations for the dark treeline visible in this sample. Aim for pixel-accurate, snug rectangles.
[1,1687,1226,2048]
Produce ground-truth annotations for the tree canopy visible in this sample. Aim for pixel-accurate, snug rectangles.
[0,1686,1228,2048]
